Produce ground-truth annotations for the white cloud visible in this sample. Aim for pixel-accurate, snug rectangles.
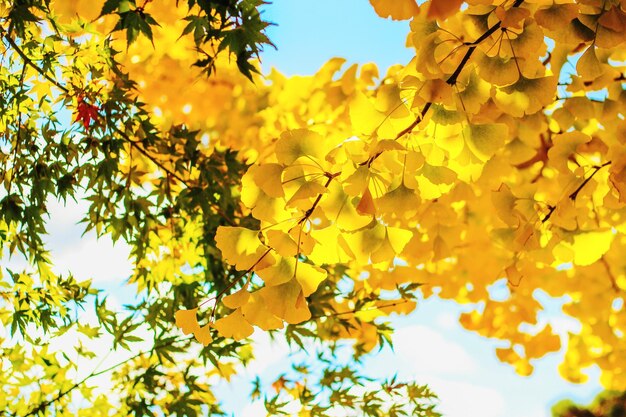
[428,377,506,417]
[239,400,267,416]
[43,197,133,283]
[392,324,479,375]
[51,234,132,283]
[435,311,458,330]
[239,330,291,377]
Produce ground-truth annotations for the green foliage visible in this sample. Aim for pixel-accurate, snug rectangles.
[553,391,626,417]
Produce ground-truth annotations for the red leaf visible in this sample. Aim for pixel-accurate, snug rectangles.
[75,96,100,128]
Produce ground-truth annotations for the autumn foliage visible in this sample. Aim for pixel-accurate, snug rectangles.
[2,0,626,415]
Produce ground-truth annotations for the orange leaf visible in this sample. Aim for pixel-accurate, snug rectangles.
[427,0,463,20]
[356,187,376,216]
[174,308,200,335]
[369,0,418,21]
[193,324,213,346]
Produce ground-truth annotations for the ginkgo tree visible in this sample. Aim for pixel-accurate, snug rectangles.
[2,0,626,415]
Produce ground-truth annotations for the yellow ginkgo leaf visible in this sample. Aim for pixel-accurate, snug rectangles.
[491,184,519,227]
[193,324,213,346]
[290,227,316,256]
[257,257,326,297]
[276,129,326,165]
[370,236,396,267]
[386,226,413,254]
[266,229,299,257]
[495,5,530,29]
[222,278,251,309]
[260,278,311,324]
[308,226,353,264]
[215,226,273,271]
[464,123,508,162]
[576,46,604,81]
[174,308,200,335]
[321,181,374,231]
[369,0,418,21]
[213,309,254,341]
[343,222,386,264]
[455,68,491,114]
[349,91,385,135]
[572,230,614,266]
[286,181,328,207]
[609,161,626,203]
[343,165,370,196]
[375,183,421,218]
[241,292,284,331]
[476,52,520,86]
[534,4,578,32]
[497,76,557,116]
[257,256,297,287]
[295,262,327,297]
[241,166,293,223]
[546,132,591,174]
[252,163,285,198]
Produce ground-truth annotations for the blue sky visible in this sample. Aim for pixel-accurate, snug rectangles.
[258,0,414,76]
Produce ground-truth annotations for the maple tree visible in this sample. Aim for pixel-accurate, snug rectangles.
[2,0,626,415]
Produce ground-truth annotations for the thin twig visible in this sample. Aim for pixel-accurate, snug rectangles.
[568,161,611,201]
[542,161,611,223]
[297,173,339,225]
[600,256,619,293]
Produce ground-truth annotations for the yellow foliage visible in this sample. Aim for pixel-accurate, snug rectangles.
[19,0,626,398]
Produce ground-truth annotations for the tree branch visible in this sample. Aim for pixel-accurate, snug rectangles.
[542,161,611,223]
[568,161,611,201]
